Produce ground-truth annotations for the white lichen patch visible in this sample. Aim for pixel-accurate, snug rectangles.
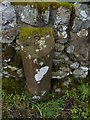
[77,29,88,37]
[11,67,18,71]
[28,54,31,59]
[3,66,8,69]
[46,34,50,38]
[33,58,37,63]
[80,10,87,18]
[62,26,68,31]
[35,38,46,51]
[21,46,24,50]
[62,31,67,38]
[7,66,18,71]
[39,61,44,66]
[41,37,45,40]
[38,40,46,50]
[17,69,22,75]
[3,71,8,75]
[47,55,50,58]
[4,58,11,62]
[36,69,39,72]
[43,45,46,48]
[37,81,40,84]
[35,66,49,83]
[82,18,86,21]
[32,5,34,8]
[80,66,88,71]
[21,13,25,19]
[58,31,61,37]
[28,36,31,39]
[32,95,41,100]
[36,49,39,53]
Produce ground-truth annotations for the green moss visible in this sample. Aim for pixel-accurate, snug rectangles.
[11,2,34,6]
[12,2,74,13]
[52,2,74,13]
[2,78,25,94]
[19,27,54,45]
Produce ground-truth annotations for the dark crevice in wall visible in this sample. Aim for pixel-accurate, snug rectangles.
[67,5,75,41]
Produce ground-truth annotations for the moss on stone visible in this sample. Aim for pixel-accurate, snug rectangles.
[12,2,74,13]
[52,2,74,12]
[19,27,54,45]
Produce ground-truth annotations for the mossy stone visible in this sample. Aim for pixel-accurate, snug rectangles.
[19,27,54,46]
[12,2,74,13]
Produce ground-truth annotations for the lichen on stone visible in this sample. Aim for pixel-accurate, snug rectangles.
[35,66,49,83]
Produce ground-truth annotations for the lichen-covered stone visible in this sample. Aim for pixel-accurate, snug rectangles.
[52,66,71,79]
[72,3,90,32]
[42,8,50,24]
[66,45,75,54]
[0,1,17,30]
[53,52,72,65]
[66,32,89,62]
[55,31,69,44]
[55,43,64,52]
[73,66,88,78]
[70,62,79,69]
[18,27,55,95]
[1,28,18,43]
[20,5,38,26]
[54,6,70,29]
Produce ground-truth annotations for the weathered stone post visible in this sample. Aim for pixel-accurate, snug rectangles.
[18,27,55,95]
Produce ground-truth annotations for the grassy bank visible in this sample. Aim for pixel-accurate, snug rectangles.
[2,81,90,119]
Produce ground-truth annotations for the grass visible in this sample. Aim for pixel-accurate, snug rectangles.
[2,81,90,119]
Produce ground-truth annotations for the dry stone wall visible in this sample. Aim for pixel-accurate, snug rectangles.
[1,1,90,94]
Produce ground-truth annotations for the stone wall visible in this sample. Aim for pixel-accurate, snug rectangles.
[1,1,90,94]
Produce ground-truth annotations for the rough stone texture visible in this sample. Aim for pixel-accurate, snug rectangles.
[54,6,70,28]
[1,28,18,43]
[66,32,89,62]
[42,8,50,24]
[1,1,90,95]
[19,5,38,26]
[57,30,68,40]
[53,52,72,66]
[66,45,75,54]
[55,43,64,51]
[70,62,79,69]
[0,1,17,30]
[0,1,18,44]
[52,66,71,79]
[18,28,55,94]
[73,3,90,32]
[73,66,88,78]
